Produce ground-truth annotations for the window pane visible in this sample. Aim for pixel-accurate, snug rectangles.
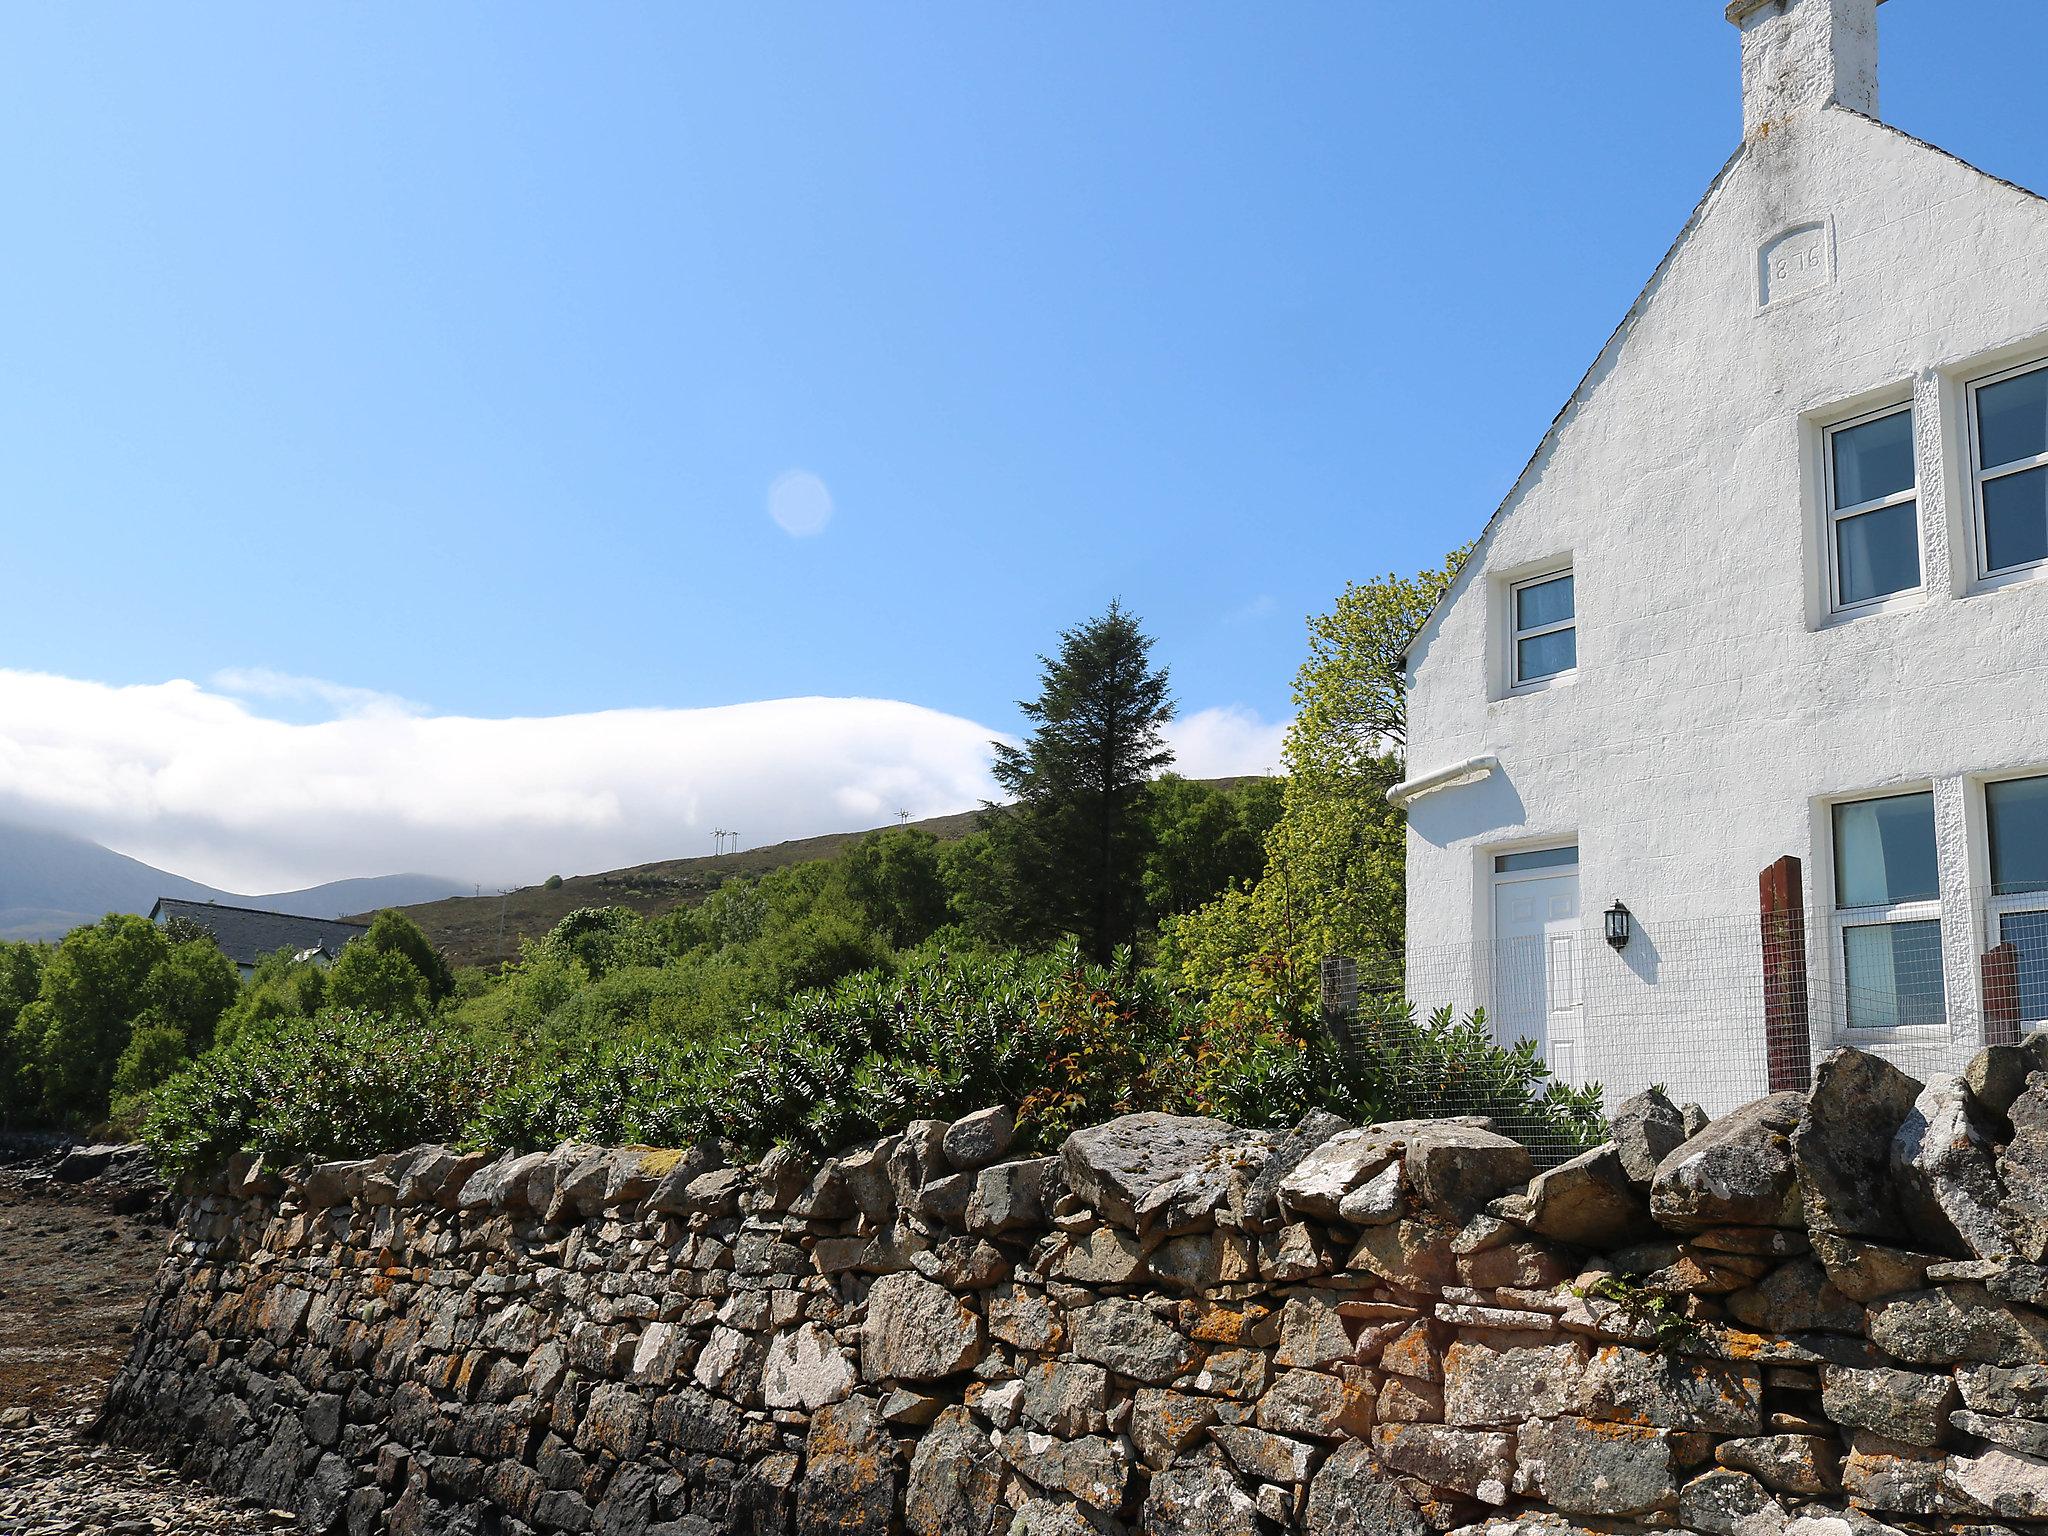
[1516,574,1574,633]
[1979,368,2048,471]
[1844,920,1946,1030]
[1989,776,2048,896]
[1984,465,2048,574]
[2000,909,2048,1025]
[1836,501,1921,605]
[1496,846,1580,873]
[1834,792,1939,908]
[1517,627,1576,683]
[1833,410,1915,508]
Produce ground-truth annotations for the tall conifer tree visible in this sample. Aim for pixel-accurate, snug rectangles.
[984,602,1176,960]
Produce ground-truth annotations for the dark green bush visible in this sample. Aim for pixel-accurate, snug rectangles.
[144,1010,484,1179]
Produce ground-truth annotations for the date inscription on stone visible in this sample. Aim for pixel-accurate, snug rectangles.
[1760,222,1832,307]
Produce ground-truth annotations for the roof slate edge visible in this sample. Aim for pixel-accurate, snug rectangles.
[1396,139,1751,674]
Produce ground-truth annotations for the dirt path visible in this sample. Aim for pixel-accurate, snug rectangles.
[0,1166,287,1534]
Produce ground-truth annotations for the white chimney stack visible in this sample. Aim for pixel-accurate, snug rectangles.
[1727,0,1884,137]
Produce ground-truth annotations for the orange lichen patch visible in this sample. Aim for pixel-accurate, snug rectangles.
[1189,1302,1271,1345]
[1718,1329,1769,1361]
[1582,1417,1660,1442]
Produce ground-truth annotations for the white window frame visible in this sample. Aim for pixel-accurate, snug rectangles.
[1985,772,2048,1033]
[1828,789,1948,1038]
[1508,567,1576,691]
[1824,402,1922,615]
[1967,359,2048,584]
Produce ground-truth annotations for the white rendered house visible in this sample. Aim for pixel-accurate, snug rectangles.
[1396,0,2048,1112]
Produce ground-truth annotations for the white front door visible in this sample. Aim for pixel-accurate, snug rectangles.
[1491,853,1584,1087]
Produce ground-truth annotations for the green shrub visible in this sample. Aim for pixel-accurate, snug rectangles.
[143,1009,483,1180]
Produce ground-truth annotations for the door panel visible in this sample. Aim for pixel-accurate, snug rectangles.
[1492,867,1583,1086]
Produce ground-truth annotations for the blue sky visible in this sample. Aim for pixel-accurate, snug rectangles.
[3,2,2045,888]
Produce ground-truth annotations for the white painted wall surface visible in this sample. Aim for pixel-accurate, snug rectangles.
[1401,96,2048,1113]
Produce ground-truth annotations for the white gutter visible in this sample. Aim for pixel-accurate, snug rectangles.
[1386,754,1500,809]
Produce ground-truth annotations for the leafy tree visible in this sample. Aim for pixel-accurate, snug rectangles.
[1162,553,1466,1011]
[143,937,239,1048]
[1292,545,1468,768]
[361,909,456,1004]
[214,947,330,1049]
[540,906,657,980]
[0,940,50,1119]
[837,828,953,949]
[982,602,1177,960]
[326,943,430,1019]
[1142,776,1283,921]
[114,1021,194,1101]
[15,913,174,1122]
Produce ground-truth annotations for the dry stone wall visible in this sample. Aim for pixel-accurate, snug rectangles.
[98,1044,2048,1536]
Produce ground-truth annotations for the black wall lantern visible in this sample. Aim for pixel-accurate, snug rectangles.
[1605,901,1633,952]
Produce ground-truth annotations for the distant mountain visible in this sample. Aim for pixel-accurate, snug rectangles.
[0,822,467,942]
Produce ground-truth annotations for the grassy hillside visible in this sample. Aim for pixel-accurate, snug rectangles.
[373,776,1272,968]
[371,808,985,967]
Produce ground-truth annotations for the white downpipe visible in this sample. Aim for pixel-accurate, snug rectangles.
[1386,754,1500,809]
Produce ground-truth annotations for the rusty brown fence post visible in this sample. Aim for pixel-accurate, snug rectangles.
[1982,942,2023,1048]
[1760,856,1814,1092]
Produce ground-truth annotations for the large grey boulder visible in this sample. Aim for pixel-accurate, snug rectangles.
[1727,1257,1865,1334]
[1368,1425,1515,1502]
[1277,1116,1492,1221]
[1302,1441,1427,1536]
[1678,1468,1787,1536]
[1068,1298,1195,1384]
[1867,1284,2048,1366]
[1946,1447,2048,1521]
[1891,1076,2011,1258]
[1403,1124,1532,1221]
[1516,1417,1703,1516]
[942,1106,1015,1172]
[1650,1093,1805,1231]
[1818,1365,1956,1447]
[1140,1460,1261,1536]
[963,1157,1056,1236]
[1612,1086,1689,1190]
[1442,1337,1588,1427]
[1713,1434,1842,1496]
[1060,1113,1246,1230]
[888,1119,952,1205]
[1794,1047,1922,1239]
[2000,1074,2048,1263]
[1955,1361,2048,1415]
[1809,1229,1944,1303]
[795,1396,896,1536]
[1237,1109,1350,1229]
[1517,1143,1654,1248]
[903,1407,1004,1536]
[860,1272,983,1382]
[1134,1131,1281,1237]
[762,1324,857,1412]
[1966,1045,2035,1118]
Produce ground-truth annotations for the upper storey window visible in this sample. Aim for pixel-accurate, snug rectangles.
[1511,570,1575,687]
[1826,406,1921,611]
[1971,363,2048,578]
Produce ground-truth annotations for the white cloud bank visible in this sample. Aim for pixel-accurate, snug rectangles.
[0,668,1286,893]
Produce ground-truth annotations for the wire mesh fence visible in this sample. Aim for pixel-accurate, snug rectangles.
[1318,891,2046,1166]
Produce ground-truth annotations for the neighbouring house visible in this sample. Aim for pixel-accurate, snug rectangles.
[149,897,368,978]
[1395,0,2048,1111]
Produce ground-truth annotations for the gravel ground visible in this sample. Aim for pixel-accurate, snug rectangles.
[1,1401,293,1535]
[0,1162,289,1535]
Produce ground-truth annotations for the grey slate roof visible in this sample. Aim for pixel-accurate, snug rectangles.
[149,897,369,969]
